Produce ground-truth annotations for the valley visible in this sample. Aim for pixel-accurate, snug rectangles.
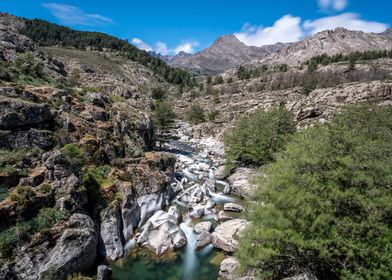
[0,6,391,280]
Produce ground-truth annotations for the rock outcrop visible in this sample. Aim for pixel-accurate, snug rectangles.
[212,219,249,252]
[39,213,98,280]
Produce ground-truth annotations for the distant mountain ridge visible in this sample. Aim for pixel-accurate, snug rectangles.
[162,28,392,74]
[250,27,392,66]
[161,34,288,74]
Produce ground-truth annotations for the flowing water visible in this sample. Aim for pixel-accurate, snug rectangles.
[109,122,242,280]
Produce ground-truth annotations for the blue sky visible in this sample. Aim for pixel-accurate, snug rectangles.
[1,0,391,55]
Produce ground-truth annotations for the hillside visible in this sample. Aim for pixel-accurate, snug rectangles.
[19,16,194,86]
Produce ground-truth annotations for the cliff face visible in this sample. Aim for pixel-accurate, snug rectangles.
[0,13,179,280]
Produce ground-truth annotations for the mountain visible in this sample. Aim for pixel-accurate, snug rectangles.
[255,27,392,66]
[163,34,288,74]
[380,28,392,39]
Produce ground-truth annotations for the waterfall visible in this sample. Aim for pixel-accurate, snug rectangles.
[209,191,237,204]
[183,168,198,182]
[179,219,198,279]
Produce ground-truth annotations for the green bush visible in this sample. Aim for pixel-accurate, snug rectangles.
[152,101,176,132]
[186,103,205,124]
[0,185,9,201]
[207,110,219,122]
[151,87,167,100]
[0,207,65,257]
[83,165,111,187]
[83,165,111,206]
[39,183,52,194]
[9,186,36,209]
[237,105,392,279]
[224,107,296,167]
[61,143,86,166]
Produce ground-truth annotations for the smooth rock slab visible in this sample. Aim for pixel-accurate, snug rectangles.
[39,213,98,279]
[137,210,186,256]
[212,219,249,253]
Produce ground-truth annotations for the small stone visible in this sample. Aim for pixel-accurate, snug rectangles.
[224,202,245,212]
[194,221,212,234]
[97,265,112,280]
[218,210,232,221]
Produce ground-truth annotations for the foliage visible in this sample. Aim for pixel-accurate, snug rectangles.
[224,107,296,167]
[237,66,252,80]
[0,186,10,201]
[237,105,392,279]
[152,101,176,132]
[185,103,205,124]
[83,165,111,207]
[0,207,65,257]
[0,148,39,175]
[61,143,86,166]
[151,87,167,100]
[305,50,392,70]
[83,165,111,188]
[0,52,47,84]
[213,75,224,84]
[39,183,52,194]
[9,186,36,209]
[207,110,219,122]
[20,19,194,86]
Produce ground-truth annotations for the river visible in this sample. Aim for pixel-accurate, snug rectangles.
[109,121,244,280]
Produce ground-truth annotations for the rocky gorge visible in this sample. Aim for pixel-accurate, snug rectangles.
[108,121,253,280]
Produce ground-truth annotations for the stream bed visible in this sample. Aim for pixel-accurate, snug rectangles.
[109,122,244,280]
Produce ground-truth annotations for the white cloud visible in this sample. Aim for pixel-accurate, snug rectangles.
[42,3,113,26]
[318,0,348,11]
[234,15,304,46]
[131,38,152,52]
[173,41,199,54]
[132,38,198,55]
[304,13,389,34]
[156,41,169,55]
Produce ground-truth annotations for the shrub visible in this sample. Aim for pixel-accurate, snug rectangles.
[14,52,44,78]
[9,186,36,209]
[0,207,65,257]
[39,183,52,194]
[151,87,166,100]
[34,207,66,232]
[237,105,392,279]
[186,103,205,124]
[224,107,296,167]
[61,143,86,166]
[213,75,224,85]
[83,165,111,206]
[0,185,9,201]
[207,110,219,122]
[83,165,111,188]
[152,101,176,132]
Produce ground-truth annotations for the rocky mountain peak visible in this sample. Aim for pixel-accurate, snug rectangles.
[211,34,243,48]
